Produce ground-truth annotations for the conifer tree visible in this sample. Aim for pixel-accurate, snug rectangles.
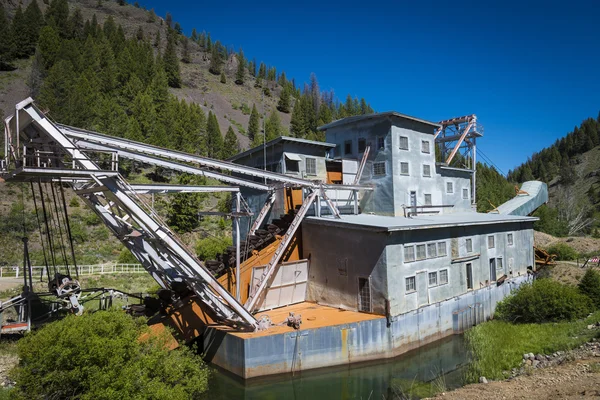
[37,24,61,69]
[165,12,173,29]
[0,4,14,70]
[11,5,29,59]
[290,98,306,138]
[247,104,259,142]
[265,110,283,141]
[220,71,226,84]
[136,26,144,41]
[163,31,181,87]
[174,22,182,35]
[181,37,191,63]
[23,0,44,55]
[222,126,240,159]
[235,50,245,85]
[191,28,198,41]
[278,71,287,86]
[45,0,70,38]
[277,85,291,113]
[206,111,223,159]
[209,42,221,75]
[153,30,160,47]
[206,33,212,52]
[68,8,84,40]
[258,62,266,80]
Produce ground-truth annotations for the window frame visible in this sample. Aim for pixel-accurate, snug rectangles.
[416,244,426,261]
[466,238,473,253]
[437,241,447,257]
[373,161,386,176]
[428,271,438,286]
[446,181,454,194]
[439,269,448,285]
[421,140,430,154]
[405,276,416,293]
[305,157,317,176]
[377,136,385,150]
[399,136,409,151]
[400,161,409,176]
[357,276,372,313]
[427,242,437,258]
[422,164,431,177]
[507,233,514,246]
[404,245,415,263]
[344,140,352,155]
[488,235,495,249]
[462,188,469,199]
[496,257,504,271]
[424,193,432,206]
[358,137,367,153]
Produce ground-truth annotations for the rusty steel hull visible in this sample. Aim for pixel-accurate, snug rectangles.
[202,275,530,379]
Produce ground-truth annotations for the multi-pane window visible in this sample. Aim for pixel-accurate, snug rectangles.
[439,269,448,285]
[428,271,438,286]
[404,245,415,262]
[358,277,371,312]
[427,243,437,258]
[466,238,473,253]
[507,233,514,246]
[497,257,503,271]
[358,138,367,153]
[305,158,316,175]
[462,188,469,199]
[423,164,431,177]
[344,140,352,155]
[377,136,385,150]
[446,182,454,193]
[400,162,409,175]
[399,136,409,150]
[416,244,426,260]
[421,140,430,154]
[437,241,447,256]
[373,162,386,176]
[405,276,416,292]
[488,235,495,249]
[424,194,432,205]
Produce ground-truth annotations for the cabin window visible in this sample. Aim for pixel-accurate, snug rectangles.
[399,136,409,150]
[405,276,416,292]
[427,243,437,258]
[305,158,316,175]
[466,263,473,289]
[285,158,299,173]
[400,162,409,175]
[488,235,495,249]
[421,140,430,154]
[424,193,432,205]
[358,138,367,153]
[507,233,514,246]
[373,162,386,176]
[377,136,385,150]
[437,241,447,257]
[416,244,426,260]
[404,245,415,263]
[439,269,448,285]
[423,164,431,177]
[462,188,469,199]
[344,140,352,155]
[446,182,454,194]
[497,257,504,271]
[428,271,438,286]
[466,238,473,253]
[358,277,371,312]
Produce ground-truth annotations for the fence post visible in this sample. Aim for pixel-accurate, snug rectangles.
[16,266,19,278]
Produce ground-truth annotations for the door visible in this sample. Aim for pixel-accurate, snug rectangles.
[410,191,417,213]
[489,258,496,282]
[466,263,473,290]
[416,271,429,307]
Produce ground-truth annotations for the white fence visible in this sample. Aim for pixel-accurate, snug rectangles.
[0,264,145,279]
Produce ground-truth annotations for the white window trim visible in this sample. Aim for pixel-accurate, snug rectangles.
[466,238,473,253]
[446,182,454,194]
[428,271,438,287]
[437,241,447,257]
[421,140,430,154]
[405,276,416,293]
[373,162,386,176]
[424,193,432,206]
[404,245,415,263]
[488,235,495,249]
[400,162,409,176]
[462,188,469,199]
[305,157,317,176]
[399,136,409,151]
[439,269,449,285]
[422,164,431,178]
[507,233,514,246]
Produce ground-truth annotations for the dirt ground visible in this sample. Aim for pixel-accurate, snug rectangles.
[433,359,600,399]
[535,231,600,255]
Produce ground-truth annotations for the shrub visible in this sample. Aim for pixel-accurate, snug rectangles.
[546,242,578,260]
[117,247,139,264]
[10,311,209,400]
[69,197,80,207]
[195,236,232,261]
[579,269,600,308]
[495,279,593,323]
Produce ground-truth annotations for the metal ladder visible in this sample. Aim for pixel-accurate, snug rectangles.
[249,192,276,235]
[354,146,370,185]
[245,189,319,312]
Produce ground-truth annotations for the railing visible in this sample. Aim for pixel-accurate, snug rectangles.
[0,263,145,279]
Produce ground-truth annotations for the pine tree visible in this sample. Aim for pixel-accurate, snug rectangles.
[247,104,259,142]
[235,49,244,85]
[174,22,182,35]
[206,111,223,159]
[277,85,291,113]
[45,0,70,38]
[258,62,266,80]
[220,71,226,84]
[136,26,144,41]
[37,24,61,70]
[165,12,173,29]
[11,5,29,59]
[206,33,212,52]
[222,126,240,159]
[153,30,160,47]
[191,28,198,41]
[163,31,181,88]
[68,7,84,40]
[181,37,191,63]
[278,71,287,86]
[290,98,306,138]
[209,43,221,75]
[265,110,283,141]
[0,4,14,70]
[23,0,44,55]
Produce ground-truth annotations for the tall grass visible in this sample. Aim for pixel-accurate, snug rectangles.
[465,310,600,382]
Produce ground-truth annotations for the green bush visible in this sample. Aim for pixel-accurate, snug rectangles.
[579,269,600,308]
[69,197,80,207]
[495,279,593,323]
[10,311,209,400]
[546,242,578,260]
[117,247,139,264]
[195,236,232,261]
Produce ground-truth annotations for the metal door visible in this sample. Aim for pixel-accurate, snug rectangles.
[489,258,496,282]
[416,271,429,307]
[466,263,473,289]
[251,259,309,311]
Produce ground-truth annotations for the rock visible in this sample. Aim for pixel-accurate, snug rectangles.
[533,360,540,368]
[526,359,532,366]
[523,353,529,360]
[528,352,535,359]
[535,354,545,361]
[587,324,595,330]
[479,376,488,384]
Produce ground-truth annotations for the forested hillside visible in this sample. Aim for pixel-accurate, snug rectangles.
[508,116,600,236]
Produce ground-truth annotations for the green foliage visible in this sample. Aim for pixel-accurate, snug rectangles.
[10,311,209,400]
[167,174,207,233]
[495,279,593,323]
[532,204,569,237]
[465,311,600,382]
[220,71,226,84]
[264,109,284,142]
[163,31,181,88]
[206,111,223,159]
[222,126,240,159]
[209,41,222,75]
[117,247,138,264]
[475,163,515,212]
[579,269,600,308]
[546,242,578,260]
[181,37,190,63]
[277,85,291,113]
[235,49,245,84]
[0,4,15,70]
[195,235,232,261]
[247,104,260,141]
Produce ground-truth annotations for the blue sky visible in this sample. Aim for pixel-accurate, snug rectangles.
[143,0,599,174]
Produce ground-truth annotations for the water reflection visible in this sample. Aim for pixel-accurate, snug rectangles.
[209,335,468,400]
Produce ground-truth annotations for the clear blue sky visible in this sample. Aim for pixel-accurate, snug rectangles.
[142,0,599,174]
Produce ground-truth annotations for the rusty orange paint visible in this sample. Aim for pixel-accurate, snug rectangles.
[327,170,343,184]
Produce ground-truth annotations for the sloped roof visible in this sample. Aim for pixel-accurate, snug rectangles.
[317,111,441,131]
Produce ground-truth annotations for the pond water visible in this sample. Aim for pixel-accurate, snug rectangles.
[208,334,469,400]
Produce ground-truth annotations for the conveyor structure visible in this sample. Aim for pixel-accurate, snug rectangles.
[1,98,368,331]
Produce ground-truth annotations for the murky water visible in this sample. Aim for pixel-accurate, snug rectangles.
[208,335,468,400]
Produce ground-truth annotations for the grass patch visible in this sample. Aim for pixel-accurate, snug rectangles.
[465,310,600,382]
